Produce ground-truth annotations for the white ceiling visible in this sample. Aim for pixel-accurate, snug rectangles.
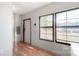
[12,2,51,15]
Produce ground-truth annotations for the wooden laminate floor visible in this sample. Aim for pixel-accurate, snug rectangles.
[14,42,57,56]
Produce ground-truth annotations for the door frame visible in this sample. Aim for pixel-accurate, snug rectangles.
[23,18,31,44]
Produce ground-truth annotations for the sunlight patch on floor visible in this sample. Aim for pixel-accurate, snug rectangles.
[27,46,34,49]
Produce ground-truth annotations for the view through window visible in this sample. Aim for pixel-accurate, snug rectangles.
[56,9,79,44]
[39,14,53,41]
[39,8,79,44]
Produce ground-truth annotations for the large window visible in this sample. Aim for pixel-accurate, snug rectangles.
[39,8,79,45]
[39,14,54,41]
[56,8,79,44]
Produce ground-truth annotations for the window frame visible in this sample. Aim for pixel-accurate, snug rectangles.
[39,7,79,45]
[39,13,54,42]
[55,7,79,45]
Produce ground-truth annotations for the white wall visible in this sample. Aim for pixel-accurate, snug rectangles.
[14,14,22,42]
[22,2,79,56]
[71,43,79,56]
[0,3,14,56]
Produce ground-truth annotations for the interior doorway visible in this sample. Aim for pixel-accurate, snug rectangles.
[23,18,31,44]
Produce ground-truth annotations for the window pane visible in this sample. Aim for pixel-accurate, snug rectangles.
[40,15,53,27]
[67,28,79,43]
[67,9,79,43]
[57,12,66,20]
[67,19,79,26]
[40,28,53,40]
[40,14,53,41]
[47,28,53,40]
[56,12,67,43]
[46,15,52,26]
[56,9,79,44]
[56,13,66,26]
[57,20,66,26]
[40,28,46,34]
[57,28,66,41]
[40,28,47,39]
[40,17,47,27]
[67,9,79,19]
[40,33,47,39]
